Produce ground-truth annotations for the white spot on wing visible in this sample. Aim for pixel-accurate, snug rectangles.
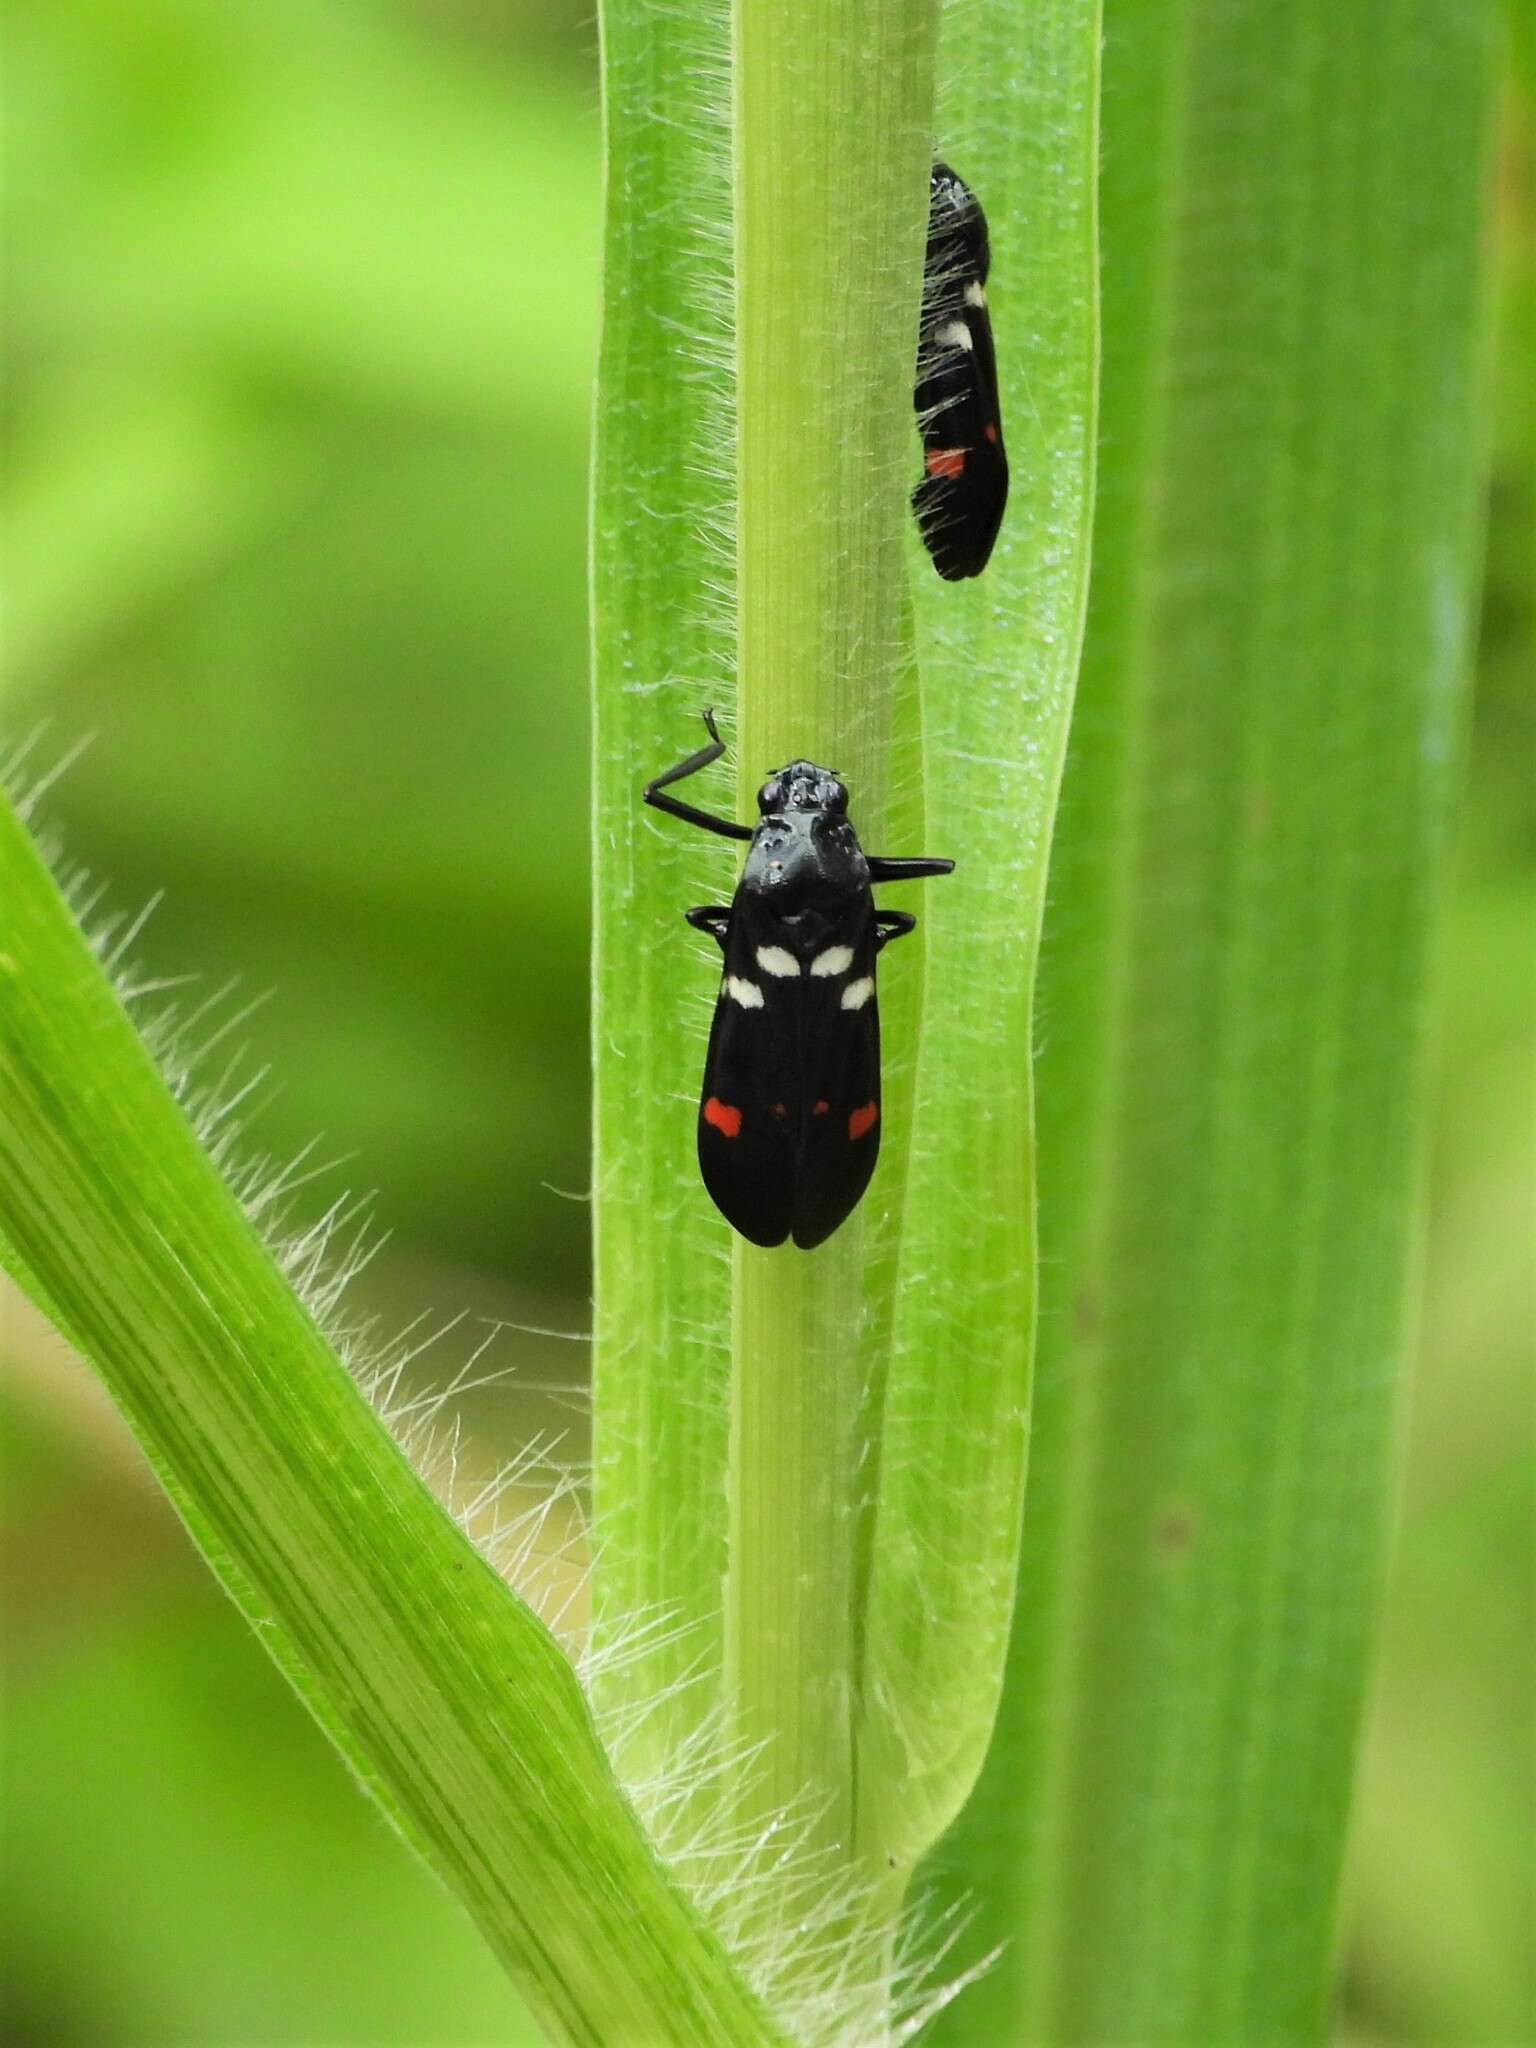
[726,977,764,1009]
[841,976,875,1011]
[756,945,800,977]
[810,945,855,978]
[939,319,974,352]
[964,280,987,309]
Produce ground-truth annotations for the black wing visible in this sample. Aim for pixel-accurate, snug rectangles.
[695,889,799,1248]
[787,907,881,1250]
[695,892,881,1250]
[914,167,1008,580]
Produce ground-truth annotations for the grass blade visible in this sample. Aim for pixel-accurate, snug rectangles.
[0,789,778,2047]
[856,0,1102,1879]
[589,0,738,1774]
[932,3,1500,2038]
[592,0,1103,1962]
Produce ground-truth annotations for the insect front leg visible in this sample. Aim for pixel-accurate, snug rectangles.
[643,708,754,841]
[866,855,956,883]
[874,910,917,950]
[685,905,733,952]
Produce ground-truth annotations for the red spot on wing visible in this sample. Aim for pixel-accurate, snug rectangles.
[924,447,966,479]
[983,422,999,444]
[848,1101,879,1141]
[704,1097,743,1139]
[813,1099,830,1116]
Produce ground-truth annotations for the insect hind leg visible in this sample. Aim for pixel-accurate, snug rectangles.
[874,910,917,950]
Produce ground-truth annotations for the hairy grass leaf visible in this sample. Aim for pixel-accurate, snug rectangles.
[0,791,778,2047]
[590,0,1102,1950]
[856,0,1101,1879]
[589,0,738,1778]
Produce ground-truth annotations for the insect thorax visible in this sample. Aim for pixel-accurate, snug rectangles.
[741,811,868,923]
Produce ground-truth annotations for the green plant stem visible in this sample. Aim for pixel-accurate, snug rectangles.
[0,792,780,2048]
[726,0,940,1867]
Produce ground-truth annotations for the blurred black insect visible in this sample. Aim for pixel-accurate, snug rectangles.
[913,160,1009,579]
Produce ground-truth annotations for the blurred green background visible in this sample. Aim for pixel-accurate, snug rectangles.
[2,3,1530,2042]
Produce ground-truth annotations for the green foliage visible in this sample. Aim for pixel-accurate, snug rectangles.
[3,0,1525,2042]
[590,0,1100,1960]
[588,0,737,1771]
[932,4,1501,2040]
[859,0,1101,1877]
[0,795,775,2046]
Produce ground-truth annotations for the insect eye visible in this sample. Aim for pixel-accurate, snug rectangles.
[758,778,784,812]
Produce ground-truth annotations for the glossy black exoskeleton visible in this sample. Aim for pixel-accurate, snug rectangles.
[643,710,953,1248]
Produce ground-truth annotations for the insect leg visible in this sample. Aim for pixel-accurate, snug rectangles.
[873,910,917,950]
[643,708,753,841]
[866,855,956,882]
[685,905,733,952]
